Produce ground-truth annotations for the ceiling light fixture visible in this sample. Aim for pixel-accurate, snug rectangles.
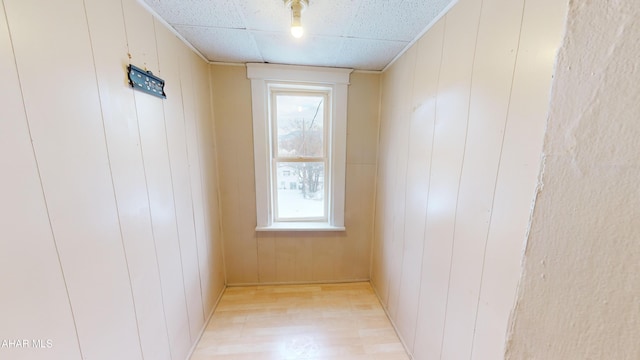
[284,0,308,39]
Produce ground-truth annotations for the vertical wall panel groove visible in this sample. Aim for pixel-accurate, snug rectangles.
[1,0,225,358]
[468,0,526,356]
[82,0,178,357]
[184,52,217,314]
[410,17,446,352]
[0,2,83,358]
[385,45,417,321]
[395,19,445,353]
[371,0,566,358]
[192,55,225,312]
[4,0,144,357]
[440,0,524,357]
[177,46,207,320]
[82,0,145,356]
[155,21,206,340]
[472,0,568,358]
[122,1,192,355]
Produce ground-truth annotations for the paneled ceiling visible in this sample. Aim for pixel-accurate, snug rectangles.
[141,0,456,71]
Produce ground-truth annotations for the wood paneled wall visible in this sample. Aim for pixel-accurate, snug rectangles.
[0,0,224,359]
[371,0,568,359]
[210,65,379,285]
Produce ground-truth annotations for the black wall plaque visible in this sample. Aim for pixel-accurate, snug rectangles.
[127,64,166,99]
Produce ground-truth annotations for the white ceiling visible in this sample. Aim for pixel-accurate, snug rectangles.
[142,0,456,71]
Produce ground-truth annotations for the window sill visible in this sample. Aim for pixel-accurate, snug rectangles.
[256,222,346,232]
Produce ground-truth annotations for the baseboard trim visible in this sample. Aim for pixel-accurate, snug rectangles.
[184,285,227,360]
[369,281,415,360]
[226,278,370,287]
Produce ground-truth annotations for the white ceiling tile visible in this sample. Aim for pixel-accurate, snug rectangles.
[143,0,245,27]
[145,0,457,70]
[175,26,263,63]
[336,38,408,71]
[301,0,362,37]
[237,0,290,32]
[348,0,453,41]
[238,0,362,35]
[252,32,343,68]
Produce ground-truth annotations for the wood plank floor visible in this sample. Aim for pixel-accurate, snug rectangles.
[190,282,410,360]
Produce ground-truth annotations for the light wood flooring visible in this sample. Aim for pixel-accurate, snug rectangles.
[190,282,410,360]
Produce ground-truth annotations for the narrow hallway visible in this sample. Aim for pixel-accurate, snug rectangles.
[190,283,409,359]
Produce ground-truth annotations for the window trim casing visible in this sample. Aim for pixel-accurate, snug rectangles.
[247,63,352,231]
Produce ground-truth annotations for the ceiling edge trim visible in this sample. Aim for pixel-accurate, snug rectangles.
[353,69,382,75]
[210,62,247,67]
[135,0,210,64]
[381,0,460,73]
[208,62,380,75]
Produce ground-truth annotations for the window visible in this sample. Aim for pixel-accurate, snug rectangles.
[247,63,352,231]
[273,92,327,221]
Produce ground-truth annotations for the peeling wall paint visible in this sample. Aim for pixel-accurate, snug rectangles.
[506,0,640,358]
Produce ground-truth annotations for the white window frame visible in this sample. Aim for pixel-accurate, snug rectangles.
[247,63,352,231]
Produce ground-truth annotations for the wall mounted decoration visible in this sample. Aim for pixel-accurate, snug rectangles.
[127,64,166,99]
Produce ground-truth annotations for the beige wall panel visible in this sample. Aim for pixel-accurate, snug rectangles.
[370,214,385,298]
[471,0,568,358]
[371,67,399,304]
[211,65,378,285]
[257,233,277,282]
[155,22,206,340]
[174,34,224,352]
[83,0,172,358]
[341,164,375,280]
[394,20,445,352]
[5,0,143,358]
[347,73,381,165]
[311,236,344,281]
[385,46,417,321]
[197,57,225,303]
[2,0,221,358]
[370,139,391,297]
[374,0,565,358]
[0,5,81,359]
[133,92,192,358]
[440,0,524,358]
[122,0,192,357]
[181,49,215,315]
[180,46,211,312]
[275,236,313,282]
[189,54,225,313]
[210,65,260,284]
[410,0,482,359]
[365,70,388,298]
[374,60,410,306]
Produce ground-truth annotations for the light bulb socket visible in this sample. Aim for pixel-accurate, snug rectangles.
[284,0,308,11]
[285,0,308,38]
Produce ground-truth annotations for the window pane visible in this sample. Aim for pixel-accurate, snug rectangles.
[275,162,325,219]
[276,95,324,157]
